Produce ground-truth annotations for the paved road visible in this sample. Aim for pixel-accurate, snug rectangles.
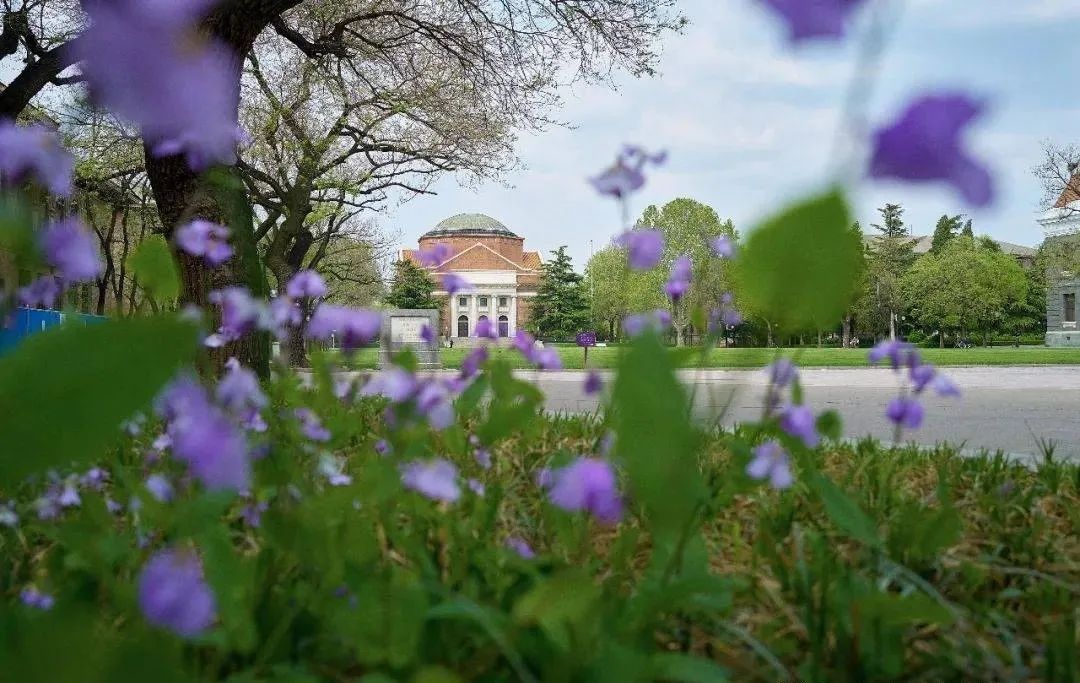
[512,366,1080,462]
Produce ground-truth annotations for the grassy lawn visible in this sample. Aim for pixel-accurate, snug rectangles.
[340,344,1080,370]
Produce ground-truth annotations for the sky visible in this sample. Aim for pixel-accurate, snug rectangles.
[385,0,1080,268]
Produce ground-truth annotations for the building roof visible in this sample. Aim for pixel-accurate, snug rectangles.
[421,213,519,239]
[1054,174,1080,208]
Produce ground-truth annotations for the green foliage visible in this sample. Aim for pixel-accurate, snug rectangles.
[0,315,199,482]
[530,246,590,340]
[384,260,438,310]
[127,235,179,306]
[871,203,907,238]
[736,189,862,333]
[929,214,963,254]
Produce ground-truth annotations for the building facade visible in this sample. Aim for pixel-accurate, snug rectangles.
[1038,174,1080,347]
[401,213,541,340]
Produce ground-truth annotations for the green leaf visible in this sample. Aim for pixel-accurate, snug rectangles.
[0,315,199,482]
[808,474,881,548]
[815,409,843,441]
[128,235,179,304]
[612,335,705,544]
[351,572,428,668]
[650,653,729,683]
[514,571,600,652]
[856,592,955,627]
[736,189,861,332]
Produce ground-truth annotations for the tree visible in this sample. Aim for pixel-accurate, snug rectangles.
[900,237,1027,347]
[1033,140,1080,217]
[930,214,962,254]
[871,203,907,238]
[635,198,738,345]
[584,245,630,341]
[384,260,437,311]
[841,221,868,348]
[960,219,974,238]
[530,246,589,341]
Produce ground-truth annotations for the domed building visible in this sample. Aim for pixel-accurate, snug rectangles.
[401,213,542,340]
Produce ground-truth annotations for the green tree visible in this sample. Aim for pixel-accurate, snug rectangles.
[900,237,1027,347]
[871,203,907,238]
[960,219,974,238]
[857,206,916,339]
[531,246,590,340]
[384,260,437,310]
[930,214,963,254]
[584,245,631,340]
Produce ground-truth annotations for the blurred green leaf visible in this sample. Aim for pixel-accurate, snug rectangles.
[0,315,199,483]
[0,192,42,273]
[128,235,179,304]
[816,410,843,441]
[736,189,861,332]
[856,592,955,627]
[613,334,705,544]
[650,653,729,683]
[351,572,428,668]
[808,474,881,548]
[411,667,463,683]
[514,571,600,652]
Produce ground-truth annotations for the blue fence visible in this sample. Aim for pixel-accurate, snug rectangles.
[0,308,107,355]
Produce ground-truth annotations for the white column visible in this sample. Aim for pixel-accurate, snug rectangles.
[508,294,517,336]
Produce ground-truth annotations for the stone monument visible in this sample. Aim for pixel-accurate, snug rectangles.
[379,309,441,368]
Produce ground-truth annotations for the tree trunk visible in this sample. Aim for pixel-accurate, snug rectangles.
[939,332,945,349]
[766,321,774,348]
[889,310,897,340]
[842,314,852,348]
[817,330,822,348]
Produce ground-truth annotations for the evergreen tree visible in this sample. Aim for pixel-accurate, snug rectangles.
[871,203,907,237]
[531,246,590,340]
[384,260,438,309]
[960,219,974,238]
[930,214,962,253]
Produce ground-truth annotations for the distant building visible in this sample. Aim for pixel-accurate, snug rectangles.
[1038,172,1080,347]
[401,213,541,340]
[863,234,1037,268]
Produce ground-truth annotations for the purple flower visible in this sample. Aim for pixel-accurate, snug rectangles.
[20,587,55,611]
[512,330,537,359]
[869,94,994,208]
[589,145,666,199]
[420,324,436,345]
[623,309,671,337]
[80,467,108,491]
[710,301,743,331]
[618,229,665,270]
[401,458,461,503]
[909,363,936,393]
[71,0,244,170]
[152,433,172,452]
[57,483,81,508]
[0,121,73,196]
[159,377,251,491]
[268,296,302,336]
[240,500,268,528]
[415,380,455,430]
[746,440,794,489]
[294,408,331,442]
[533,347,563,371]
[467,478,485,496]
[18,276,62,309]
[285,270,327,299]
[105,497,123,514]
[460,347,488,379]
[758,0,867,42]
[868,339,918,371]
[665,254,692,301]
[584,370,603,395]
[931,373,961,398]
[545,457,623,524]
[145,474,174,503]
[474,448,492,469]
[318,455,352,487]
[417,243,451,267]
[506,537,535,559]
[40,218,103,282]
[361,367,418,403]
[374,439,391,456]
[474,317,497,339]
[175,220,232,266]
[138,548,217,638]
[779,404,819,448]
[886,396,924,430]
[441,273,471,295]
[307,305,381,352]
[767,358,798,388]
[216,358,266,413]
[209,287,266,341]
[710,235,736,259]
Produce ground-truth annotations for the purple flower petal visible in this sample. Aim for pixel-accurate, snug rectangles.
[0,121,73,196]
[307,305,381,352]
[40,218,103,282]
[145,474,174,503]
[216,358,266,413]
[285,270,327,299]
[506,537,535,559]
[401,458,461,503]
[886,396,924,429]
[767,358,798,388]
[746,440,793,490]
[441,273,471,296]
[417,243,451,267]
[869,93,995,208]
[138,548,217,638]
[710,235,736,259]
[294,408,331,442]
[779,404,819,448]
[18,276,63,309]
[175,220,232,266]
[546,457,623,524]
[583,370,603,395]
[618,229,665,270]
[758,0,867,42]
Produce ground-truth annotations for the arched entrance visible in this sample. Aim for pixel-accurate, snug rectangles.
[457,315,469,338]
[498,315,509,338]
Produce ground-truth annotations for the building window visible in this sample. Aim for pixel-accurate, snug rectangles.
[1065,293,1077,323]
[458,296,467,307]
[498,315,509,338]
[478,296,489,308]
[457,315,469,337]
[498,296,509,308]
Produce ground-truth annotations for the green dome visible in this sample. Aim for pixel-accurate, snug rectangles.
[423,213,518,238]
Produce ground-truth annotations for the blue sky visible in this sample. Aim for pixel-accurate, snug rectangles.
[386,0,1080,268]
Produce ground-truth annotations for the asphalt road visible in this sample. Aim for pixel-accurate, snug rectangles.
[512,366,1080,462]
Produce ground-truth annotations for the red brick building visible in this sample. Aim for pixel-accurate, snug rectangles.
[401,213,542,339]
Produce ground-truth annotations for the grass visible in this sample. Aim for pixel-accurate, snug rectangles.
[339,344,1080,370]
[488,415,1080,681]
